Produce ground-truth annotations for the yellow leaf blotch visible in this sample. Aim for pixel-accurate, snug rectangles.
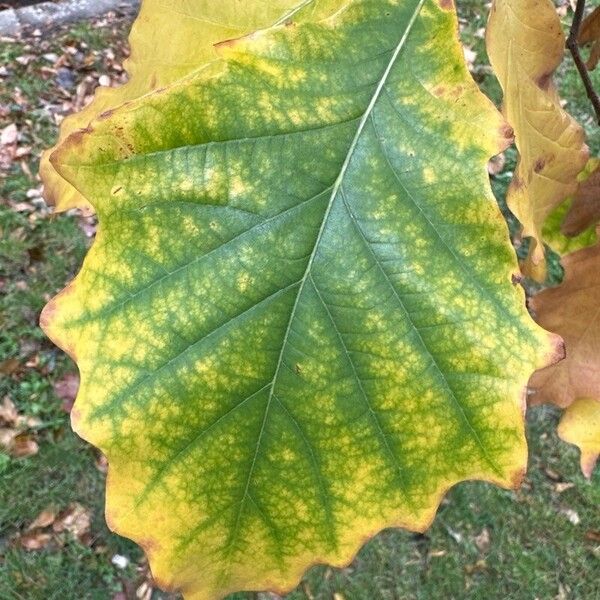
[558,398,600,479]
[486,0,589,280]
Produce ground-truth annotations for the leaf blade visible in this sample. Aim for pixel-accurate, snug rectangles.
[43,1,559,598]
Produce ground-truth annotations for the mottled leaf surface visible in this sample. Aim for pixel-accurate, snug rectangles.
[487,0,588,280]
[40,0,341,212]
[42,1,558,598]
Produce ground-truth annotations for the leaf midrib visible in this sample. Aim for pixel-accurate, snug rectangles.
[225,0,428,562]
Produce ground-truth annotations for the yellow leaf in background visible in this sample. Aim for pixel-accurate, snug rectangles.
[486,0,589,281]
[42,0,561,596]
[558,398,600,479]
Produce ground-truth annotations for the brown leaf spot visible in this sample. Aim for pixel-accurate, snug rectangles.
[536,72,553,91]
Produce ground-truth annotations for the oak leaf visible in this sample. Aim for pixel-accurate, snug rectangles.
[487,0,589,280]
[42,1,560,598]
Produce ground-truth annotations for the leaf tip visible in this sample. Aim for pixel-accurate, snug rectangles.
[437,0,454,10]
[545,332,566,367]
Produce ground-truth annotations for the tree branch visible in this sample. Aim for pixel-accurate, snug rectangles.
[567,0,600,126]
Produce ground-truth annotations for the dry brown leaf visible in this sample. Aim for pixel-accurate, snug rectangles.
[136,581,153,600]
[585,530,600,542]
[11,435,39,458]
[0,396,18,425]
[529,239,600,407]
[555,482,575,493]
[53,503,91,541]
[53,372,80,413]
[0,358,20,376]
[0,427,18,450]
[562,160,600,236]
[487,0,589,280]
[0,123,17,145]
[0,396,39,458]
[579,5,600,70]
[27,506,58,531]
[465,559,487,574]
[19,531,52,551]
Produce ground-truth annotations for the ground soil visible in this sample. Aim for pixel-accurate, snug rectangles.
[1,0,58,9]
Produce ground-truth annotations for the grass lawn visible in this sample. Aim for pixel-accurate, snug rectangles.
[0,3,599,599]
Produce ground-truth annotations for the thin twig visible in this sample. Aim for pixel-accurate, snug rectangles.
[567,0,600,125]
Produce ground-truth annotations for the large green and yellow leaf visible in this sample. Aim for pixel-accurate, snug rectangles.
[40,0,343,212]
[486,0,589,280]
[42,1,560,597]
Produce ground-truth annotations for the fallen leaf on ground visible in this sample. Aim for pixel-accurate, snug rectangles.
[27,506,58,530]
[465,559,487,574]
[555,482,575,493]
[0,123,18,145]
[52,502,92,542]
[585,530,600,542]
[560,508,581,525]
[0,358,20,376]
[19,531,52,551]
[11,435,39,458]
[0,396,18,424]
[53,372,80,413]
